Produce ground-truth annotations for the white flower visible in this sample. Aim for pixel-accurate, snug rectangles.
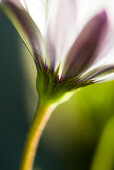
[1,0,114,101]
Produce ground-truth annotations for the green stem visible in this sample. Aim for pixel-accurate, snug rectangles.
[20,101,54,170]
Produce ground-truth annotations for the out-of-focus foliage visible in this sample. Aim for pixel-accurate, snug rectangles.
[92,116,114,170]
[40,80,114,170]
[0,7,114,170]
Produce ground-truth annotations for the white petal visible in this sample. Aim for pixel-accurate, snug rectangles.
[19,0,50,64]
[76,0,114,78]
[80,65,114,82]
[96,73,114,82]
[62,11,108,78]
[47,0,77,70]
[1,0,44,66]
[83,44,114,78]
[20,0,47,36]
[77,0,114,63]
[76,0,114,33]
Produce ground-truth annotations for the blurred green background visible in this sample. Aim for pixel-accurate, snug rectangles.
[0,8,114,170]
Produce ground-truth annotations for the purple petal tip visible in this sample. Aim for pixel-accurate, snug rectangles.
[100,10,108,25]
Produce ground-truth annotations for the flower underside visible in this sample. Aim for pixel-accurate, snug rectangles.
[1,0,114,103]
[36,60,95,103]
[36,59,114,104]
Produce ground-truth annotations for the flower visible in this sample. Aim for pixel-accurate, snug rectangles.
[1,2,114,169]
[1,0,114,103]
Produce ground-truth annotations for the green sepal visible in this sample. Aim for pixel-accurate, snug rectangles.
[36,63,94,105]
